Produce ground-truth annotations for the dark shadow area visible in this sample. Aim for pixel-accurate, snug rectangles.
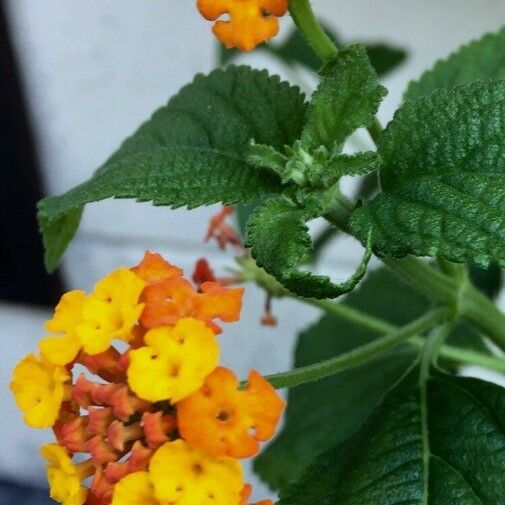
[0,479,54,505]
[0,0,63,305]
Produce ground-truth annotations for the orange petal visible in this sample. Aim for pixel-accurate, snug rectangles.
[132,252,183,284]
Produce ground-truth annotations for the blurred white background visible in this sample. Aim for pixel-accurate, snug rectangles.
[2,0,505,499]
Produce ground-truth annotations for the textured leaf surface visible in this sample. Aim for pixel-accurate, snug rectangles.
[254,267,490,490]
[254,268,424,490]
[406,26,505,100]
[38,66,306,270]
[302,45,386,151]
[246,198,371,299]
[278,368,505,504]
[318,152,381,184]
[351,80,505,267]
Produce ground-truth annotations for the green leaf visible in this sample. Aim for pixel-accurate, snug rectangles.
[38,66,307,271]
[406,26,505,100]
[246,197,371,299]
[317,152,381,184]
[469,263,503,299]
[366,43,407,77]
[350,79,505,267]
[254,268,426,491]
[218,27,407,78]
[301,45,387,152]
[254,266,491,491]
[39,208,83,273]
[278,367,505,504]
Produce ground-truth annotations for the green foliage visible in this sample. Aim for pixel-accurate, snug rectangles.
[320,152,381,180]
[218,26,407,77]
[254,267,491,490]
[302,45,387,152]
[469,263,503,299]
[254,268,425,490]
[246,197,371,298]
[37,66,307,271]
[366,43,408,77]
[350,79,505,267]
[278,367,505,504]
[406,26,505,100]
[39,208,83,273]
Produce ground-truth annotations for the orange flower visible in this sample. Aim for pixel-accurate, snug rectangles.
[205,207,242,251]
[131,252,183,284]
[197,0,288,51]
[150,279,242,332]
[135,255,244,334]
[177,367,285,458]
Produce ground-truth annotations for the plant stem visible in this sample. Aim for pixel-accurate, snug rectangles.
[383,257,505,351]
[306,298,394,333]
[420,324,453,382]
[324,194,505,352]
[288,0,338,63]
[265,308,449,389]
[304,298,505,374]
[425,343,505,374]
[287,1,505,356]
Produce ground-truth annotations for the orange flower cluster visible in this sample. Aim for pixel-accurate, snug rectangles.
[197,0,289,51]
[10,252,285,505]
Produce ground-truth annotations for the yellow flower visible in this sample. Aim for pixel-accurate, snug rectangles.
[40,444,89,505]
[10,354,70,428]
[127,318,219,403]
[39,290,86,366]
[76,268,145,355]
[111,471,160,505]
[149,440,243,505]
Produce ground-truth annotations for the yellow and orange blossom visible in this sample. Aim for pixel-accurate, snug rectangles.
[39,290,86,366]
[197,0,288,51]
[178,367,285,458]
[149,439,244,505]
[10,252,283,505]
[10,354,70,428]
[41,444,91,505]
[127,318,219,402]
[111,471,159,505]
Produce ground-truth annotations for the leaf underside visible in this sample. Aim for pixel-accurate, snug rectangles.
[246,198,371,299]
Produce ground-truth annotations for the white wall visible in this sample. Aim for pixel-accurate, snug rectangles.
[3,0,505,497]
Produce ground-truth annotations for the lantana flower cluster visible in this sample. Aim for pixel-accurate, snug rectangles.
[10,252,285,505]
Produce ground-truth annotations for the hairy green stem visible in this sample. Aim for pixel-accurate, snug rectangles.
[306,298,505,374]
[288,1,505,357]
[324,194,505,352]
[265,308,449,389]
[383,257,505,351]
[306,298,394,333]
[288,0,338,63]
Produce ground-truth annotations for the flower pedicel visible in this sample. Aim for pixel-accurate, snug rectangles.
[10,252,284,505]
